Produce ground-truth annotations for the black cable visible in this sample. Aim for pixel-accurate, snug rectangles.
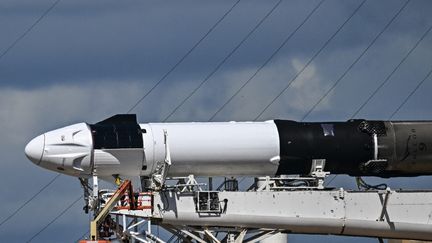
[0,0,61,61]
[0,0,66,238]
[163,0,283,122]
[0,1,71,240]
[0,173,61,228]
[254,0,367,121]
[389,64,432,120]
[351,24,431,118]
[0,0,64,229]
[209,0,326,121]
[126,0,242,114]
[27,195,83,243]
[356,177,387,191]
[301,0,411,121]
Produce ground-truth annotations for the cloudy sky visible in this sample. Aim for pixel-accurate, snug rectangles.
[1,0,432,242]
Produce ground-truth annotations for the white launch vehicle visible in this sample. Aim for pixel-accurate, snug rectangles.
[25,114,432,183]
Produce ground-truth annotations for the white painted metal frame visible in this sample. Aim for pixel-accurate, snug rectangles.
[110,188,432,241]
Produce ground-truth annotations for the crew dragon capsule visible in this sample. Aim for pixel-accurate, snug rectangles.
[25,114,432,182]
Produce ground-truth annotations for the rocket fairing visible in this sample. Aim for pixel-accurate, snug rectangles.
[25,114,432,181]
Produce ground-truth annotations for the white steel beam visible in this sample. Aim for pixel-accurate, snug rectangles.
[150,189,432,241]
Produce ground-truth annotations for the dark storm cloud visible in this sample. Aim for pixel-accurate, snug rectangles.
[2,0,429,100]
[0,0,395,88]
[1,0,277,87]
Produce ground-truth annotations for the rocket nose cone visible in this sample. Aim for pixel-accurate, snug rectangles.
[25,134,45,165]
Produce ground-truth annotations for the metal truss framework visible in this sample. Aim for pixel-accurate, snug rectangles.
[80,172,432,243]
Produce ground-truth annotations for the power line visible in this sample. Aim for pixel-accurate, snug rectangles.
[301,0,411,121]
[389,65,432,120]
[0,173,61,228]
[126,0,242,114]
[254,0,367,121]
[27,195,83,243]
[351,24,431,118]
[297,0,411,187]
[209,0,326,121]
[163,0,283,122]
[0,0,67,239]
[0,0,61,61]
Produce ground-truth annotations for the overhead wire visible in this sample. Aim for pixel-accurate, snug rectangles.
[126,0,242,114]
[0,0,63,234]
[350,24,432,118]
[163,0,283,122]
[209,0,326,121]
[301,0,411,121]
[0,0,89,241]
[0,173,61,228]
[208,0,368,122]
[0,0,61,61]
[253,0,367,121]
[389,64,432,120]
[26,195,83,243]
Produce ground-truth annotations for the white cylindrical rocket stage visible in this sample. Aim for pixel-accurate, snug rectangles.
[141,121,280,177]
[25,114,432,181]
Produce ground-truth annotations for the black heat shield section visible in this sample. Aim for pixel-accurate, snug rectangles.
[274,119,374,176]
[90,114,143,149]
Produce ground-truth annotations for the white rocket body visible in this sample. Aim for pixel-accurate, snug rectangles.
[25,114,432,183]
[25,116,281,181]
[142,122,280,177]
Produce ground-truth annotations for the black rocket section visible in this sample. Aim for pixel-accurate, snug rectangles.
[89,114,143,149]
[274,119,375,176]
